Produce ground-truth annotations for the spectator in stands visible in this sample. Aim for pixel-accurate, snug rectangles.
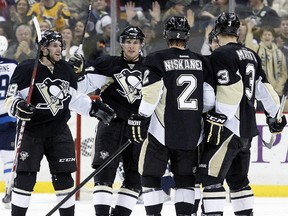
[73,19,90,46]
[4,24,37,62]
[61,0,90,27]
[198,0,228,28]
[120,1,162,44]
[87,0,110,36]
[271,0,288,17]
[236,0,281,41]
[8,0,30,31]
[162,0,194,25]
[39,19,52,32]
[275,15,288,112]
[26,0,70,32]
[276,16,288,63]
[84,14,118,64]
[0,22,12,42]
[238,19,249,45]
[246,25,288,98]
[141,22,163,56]
[61,26,79,61]
[124,1,148,26]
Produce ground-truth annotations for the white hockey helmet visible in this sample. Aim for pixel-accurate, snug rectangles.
[0,35,8,56]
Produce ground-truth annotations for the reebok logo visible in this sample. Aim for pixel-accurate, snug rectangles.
[128,120,141,126]
[199,163,207,168]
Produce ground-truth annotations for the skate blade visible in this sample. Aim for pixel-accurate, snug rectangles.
[4,202,11,209]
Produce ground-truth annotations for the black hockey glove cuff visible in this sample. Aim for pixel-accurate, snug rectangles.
[68,54,85,79]
[128,113,150,144]
[89,98,116,125]
[11,98,35,121]
[266,115,287,134]
[204,111,227,145]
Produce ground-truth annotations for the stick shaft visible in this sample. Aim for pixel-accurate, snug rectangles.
[46,140,132,216]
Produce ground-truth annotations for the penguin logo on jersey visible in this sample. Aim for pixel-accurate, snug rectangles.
[114,69,142,103]
[36,78,70,116]
[20,151,29,161]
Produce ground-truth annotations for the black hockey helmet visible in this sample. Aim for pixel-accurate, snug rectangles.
[163,16,190,41]
[40,30,65,50]
[119,26,145,44]
[213,12,240,37]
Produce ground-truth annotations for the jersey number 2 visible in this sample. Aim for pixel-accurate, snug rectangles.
[176,74,197,110]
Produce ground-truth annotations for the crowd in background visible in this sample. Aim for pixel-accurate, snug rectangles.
[0,0,288,111]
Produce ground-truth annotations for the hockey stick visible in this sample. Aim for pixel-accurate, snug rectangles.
[76,0,93,54]
[46,140,132,216]
[6,16,42,196]
[262,93,287,149]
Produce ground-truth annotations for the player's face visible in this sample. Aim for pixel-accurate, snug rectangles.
[121,38,142,61]
[47,41,63,62]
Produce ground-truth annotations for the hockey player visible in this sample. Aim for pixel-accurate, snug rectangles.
[0,35,17,208]
[69,26,146,216]
[127,16,215,216]
[4,30,116,216]
[198,12,287,216]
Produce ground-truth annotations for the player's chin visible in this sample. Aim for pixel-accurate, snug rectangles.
[54,54,61,61]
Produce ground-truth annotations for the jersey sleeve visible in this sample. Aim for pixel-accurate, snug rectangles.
[201,55,215,113]
[77,55,114,94]
[141,53,163,87]
[69,89,92,116]
[4,60,34,116]
[210,49,243,119]
[254,55,280,118]
[139,53,163,117]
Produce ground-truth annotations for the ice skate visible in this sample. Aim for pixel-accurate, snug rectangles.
[2,192,11,209]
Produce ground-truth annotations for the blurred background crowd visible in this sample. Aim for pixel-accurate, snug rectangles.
[0,0,288,111]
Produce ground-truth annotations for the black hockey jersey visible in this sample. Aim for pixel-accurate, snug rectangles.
[210,42,280,139]
[139,48,215,150]
[6,59,92,138]
[78,55,143,120]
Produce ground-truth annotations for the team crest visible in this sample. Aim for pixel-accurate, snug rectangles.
[20,151,29,161]
[100,150,109,160]
[114,69,142,103]
[36,78,70,116]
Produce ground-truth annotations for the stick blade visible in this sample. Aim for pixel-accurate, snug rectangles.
[32,16,42,43]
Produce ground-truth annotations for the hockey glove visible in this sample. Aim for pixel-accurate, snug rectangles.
[128,114,150,144]
[266,115,287,134]
[68,54,85,77]
[204,111,227,145]
[11,98,35,121]
[89,98,116,125]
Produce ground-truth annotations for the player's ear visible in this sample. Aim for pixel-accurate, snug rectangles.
[41,45,48,56]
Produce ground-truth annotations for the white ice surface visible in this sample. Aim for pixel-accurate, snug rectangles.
[1,193,288,216]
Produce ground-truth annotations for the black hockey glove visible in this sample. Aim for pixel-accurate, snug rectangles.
[11,98,35,121]
[204,111,227,145]
[266,115,287,134]
[89,98,116,125]
[128,113,150,144]
[68,54,85,77]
